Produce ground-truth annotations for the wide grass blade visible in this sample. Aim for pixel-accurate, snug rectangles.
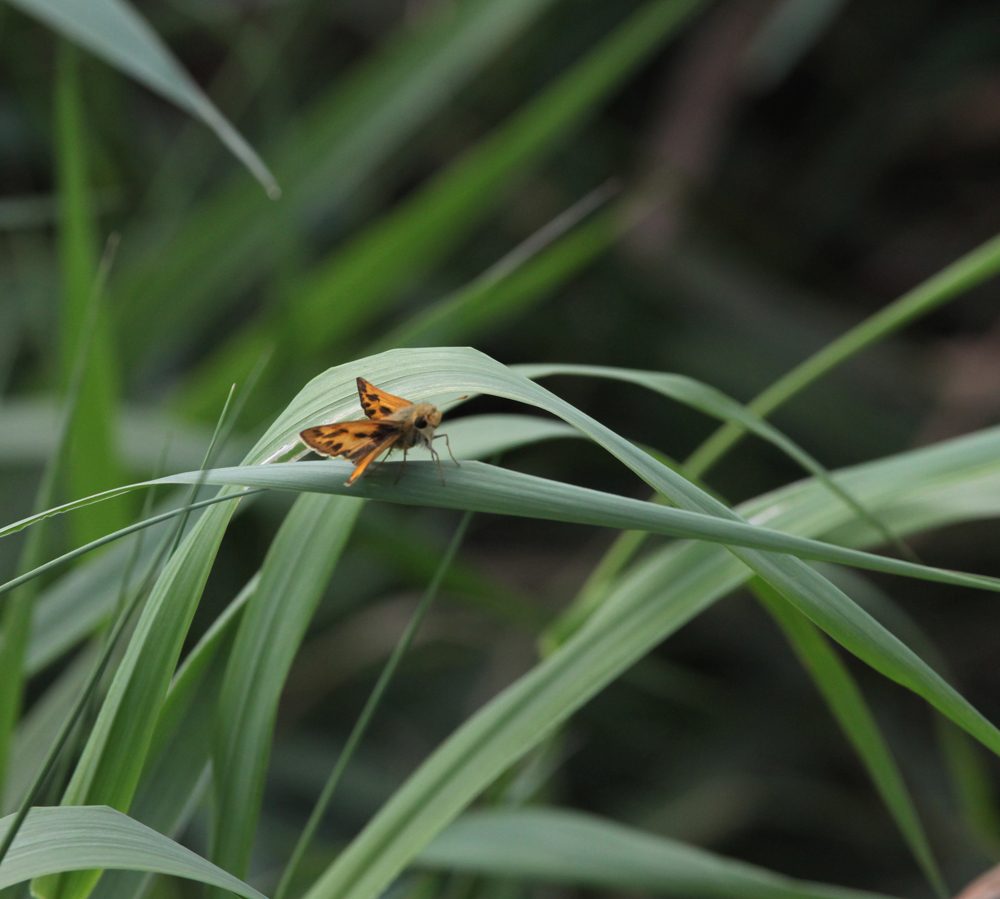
[147,462,1000,596]
[418,808,899,899]
[0,805,266,898]
[6,0,277,195]
[211,494,364,880]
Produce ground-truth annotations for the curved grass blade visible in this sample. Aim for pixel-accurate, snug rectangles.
[686,230,1000,477]
[418,808,898,899]
[0,805,265,898]
[211,494,364,881]
[514,363,911,558]
[148,461,1000,597]
[753,578,946,897]
[6,0,277,196]
[274,510,475,899]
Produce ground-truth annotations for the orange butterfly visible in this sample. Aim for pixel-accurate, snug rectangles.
[300,377,460,486]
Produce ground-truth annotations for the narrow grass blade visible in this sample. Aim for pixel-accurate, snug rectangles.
[55,46,128,549]
[515,363,911,557]
[374,189,619,352]
[211,494,364,880]
[148,461,1000,598]
[275,510,475,899]
[418,808,899,899]
[686,230,1000,477]
[5,0,277,195]
[753,578,946,897]
[0,805,266,898]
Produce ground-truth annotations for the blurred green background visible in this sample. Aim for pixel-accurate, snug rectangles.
[2,0,1000,896]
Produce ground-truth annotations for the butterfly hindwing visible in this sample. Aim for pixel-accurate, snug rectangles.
[357,377,413,420]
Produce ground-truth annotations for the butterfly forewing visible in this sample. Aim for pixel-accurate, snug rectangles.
[357,377,413,420]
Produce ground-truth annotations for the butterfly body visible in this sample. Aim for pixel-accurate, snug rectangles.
[300,378,457,486]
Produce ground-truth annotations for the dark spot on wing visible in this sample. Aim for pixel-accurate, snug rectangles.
[330,442,342,452]
[366,393,379,401]
[379,405,391,415]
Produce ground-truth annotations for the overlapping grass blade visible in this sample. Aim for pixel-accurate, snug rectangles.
[149,461,1000,596]
[93,577,257,899]
[753,579,945,897]
[418,808,899,899]
[211,494,363,881]
[203,347,997,899]
[514,362,907,554]
[6,0,277,195]
[0,805,265,898]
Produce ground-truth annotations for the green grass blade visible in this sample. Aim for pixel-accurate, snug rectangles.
[0,806,266,898]
[5,0,277,194]
[686,230,1000,478]
[753,578,946,897]
[210,494,364,880]
[176,0,706,418]
[515,363,911,557]
[275,510,475,899]
[156,346,1000,899]
[418,808,899,899]
[55,44,128,549]
[93,576,257,899]
[148,461,1000,597]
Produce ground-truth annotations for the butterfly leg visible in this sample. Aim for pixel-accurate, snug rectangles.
[369,446,393,476]
[433,433,460,467]
[428,444,446,486]
[394,448,408,485]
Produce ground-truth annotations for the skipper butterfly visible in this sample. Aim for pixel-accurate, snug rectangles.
[300,377,460,486]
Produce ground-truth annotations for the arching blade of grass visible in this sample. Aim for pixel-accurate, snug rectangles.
[753,579,945,897]
[6,0,277,196]
[563,228,1000,656]
[418,807,899,899]
[686,230,1000,477]
[514,363,909,557]
[0,806,265,898]
[115,0,562,373]
[177,346,994,899]
[149,460,1000,596]
[176,0,706,419]
[211,494,364,883]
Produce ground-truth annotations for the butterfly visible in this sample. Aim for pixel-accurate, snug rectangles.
[300,377,460,486]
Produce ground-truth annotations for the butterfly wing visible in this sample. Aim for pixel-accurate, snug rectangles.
[300,418,403,484]
[357,377,413,420]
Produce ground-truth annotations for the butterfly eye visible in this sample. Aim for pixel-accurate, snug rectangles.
[415,416,427,429]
